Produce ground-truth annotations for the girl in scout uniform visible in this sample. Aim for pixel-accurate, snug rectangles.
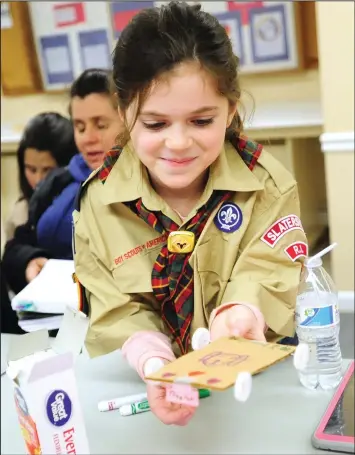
[74,1,308,426]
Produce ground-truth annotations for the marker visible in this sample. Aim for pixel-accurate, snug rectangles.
[98,392,148,412]
[119,389,211,417]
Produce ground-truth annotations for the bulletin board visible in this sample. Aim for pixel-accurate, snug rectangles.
[28,0,302,92]
[109,1,301,74]
[29,2,114,91]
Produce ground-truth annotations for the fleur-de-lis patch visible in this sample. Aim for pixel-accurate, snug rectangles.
[214,202,243,233]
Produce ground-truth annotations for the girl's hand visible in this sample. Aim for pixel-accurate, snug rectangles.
[210,304,266,342]
[146,382,197,426]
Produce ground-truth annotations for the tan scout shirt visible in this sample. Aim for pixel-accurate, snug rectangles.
[74,141,308,358]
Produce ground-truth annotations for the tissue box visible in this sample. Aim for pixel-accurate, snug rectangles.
[6,308,90,455]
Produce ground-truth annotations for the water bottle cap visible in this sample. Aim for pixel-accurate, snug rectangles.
[305,257,322,268]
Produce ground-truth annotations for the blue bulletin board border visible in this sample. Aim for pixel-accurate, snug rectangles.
[40,34,74,85]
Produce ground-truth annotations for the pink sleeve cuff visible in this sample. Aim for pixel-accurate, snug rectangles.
[209,302,267,333]
[122,331,176,381]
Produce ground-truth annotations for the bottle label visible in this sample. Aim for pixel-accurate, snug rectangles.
[296,304,339,328]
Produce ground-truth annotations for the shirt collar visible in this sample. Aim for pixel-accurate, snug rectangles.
[100,143,162,210]
[209,141,263,192]
[100,140,263,207]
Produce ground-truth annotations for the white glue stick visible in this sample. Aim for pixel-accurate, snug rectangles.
[98,392,147,412]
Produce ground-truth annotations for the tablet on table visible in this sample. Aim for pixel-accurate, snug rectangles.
[312,361,354,454]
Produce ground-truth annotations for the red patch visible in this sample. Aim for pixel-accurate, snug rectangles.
[261,214,304,248]
[284,241,308,262]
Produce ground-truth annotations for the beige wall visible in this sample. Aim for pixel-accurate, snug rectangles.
[1,69,321,130]
[316,1,354,291]
[1,69,321,229]
[316,3,354,132]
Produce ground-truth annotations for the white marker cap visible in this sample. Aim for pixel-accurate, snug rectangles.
[98,401,112,412]
[293,343,310,371]
[234,372,252,402]
[119,404,133,417]
[191,327,211,350]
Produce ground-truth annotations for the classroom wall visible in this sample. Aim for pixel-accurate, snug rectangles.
[316,1,354,291]
[1,68,321,129]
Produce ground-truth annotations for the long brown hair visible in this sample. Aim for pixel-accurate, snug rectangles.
[112,1,244,147]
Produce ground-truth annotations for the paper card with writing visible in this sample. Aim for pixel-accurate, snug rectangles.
[146,337,296,390]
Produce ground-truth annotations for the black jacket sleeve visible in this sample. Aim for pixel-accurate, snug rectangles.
[0,261,26,334]
[2,222,50,295]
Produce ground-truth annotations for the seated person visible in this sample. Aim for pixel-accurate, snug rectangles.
[1,112,77,332]
[4,112,77,242]
[2,69,123,295]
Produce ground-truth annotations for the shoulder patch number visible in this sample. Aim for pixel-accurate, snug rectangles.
[261,215,304,248]
[284,241,308,261]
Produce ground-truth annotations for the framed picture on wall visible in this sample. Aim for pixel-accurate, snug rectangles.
[214,11,245,65]
[226,1,300,73]
[249,4,290,63]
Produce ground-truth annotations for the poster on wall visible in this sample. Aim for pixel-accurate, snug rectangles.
[79,29,111,70]
[40,35,74,85]
[29,2,113,91]
[53,3,85,28]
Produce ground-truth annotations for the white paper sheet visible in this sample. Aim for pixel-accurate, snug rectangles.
[11,259,78,314]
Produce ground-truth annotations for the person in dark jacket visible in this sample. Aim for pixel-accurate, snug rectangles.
[1,113,77,332]
[4,112,78,242]
[2,68,123,295]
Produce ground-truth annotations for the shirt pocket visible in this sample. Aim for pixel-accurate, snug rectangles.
[195,235,231,279]
[195,236,230,318]
[112,245,161,294]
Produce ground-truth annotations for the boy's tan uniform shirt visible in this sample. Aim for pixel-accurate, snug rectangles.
[73,141,307,357]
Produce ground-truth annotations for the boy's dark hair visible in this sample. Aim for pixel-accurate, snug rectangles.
[112,1,243,146]
[17,112,78,201]
[69,68,117,114]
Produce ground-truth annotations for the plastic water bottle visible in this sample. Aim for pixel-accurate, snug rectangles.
[295,256,343,390]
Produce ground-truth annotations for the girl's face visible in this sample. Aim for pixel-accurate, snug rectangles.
[126,62,236,194]
[71,93,122,170]
[24,148,57,190]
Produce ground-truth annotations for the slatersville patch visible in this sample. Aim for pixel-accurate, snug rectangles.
[284,241,308,261]
[261,214,303,248]
[214,202,243,233]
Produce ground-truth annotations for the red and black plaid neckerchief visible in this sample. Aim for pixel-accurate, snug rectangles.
[127,191,231,354]
[99,135,262,354]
